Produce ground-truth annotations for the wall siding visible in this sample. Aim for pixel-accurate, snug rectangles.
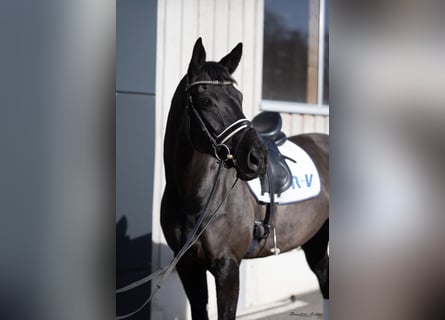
[152,0,328,318]
[153,0,267,265]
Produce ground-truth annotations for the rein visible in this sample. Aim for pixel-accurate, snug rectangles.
[116,158,239,319]
[185,80,252,165]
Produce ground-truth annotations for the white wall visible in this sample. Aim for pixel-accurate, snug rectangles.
[152,0,328,318]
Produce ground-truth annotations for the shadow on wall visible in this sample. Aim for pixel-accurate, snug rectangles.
[116,216,189,320]
[116,216,151,319]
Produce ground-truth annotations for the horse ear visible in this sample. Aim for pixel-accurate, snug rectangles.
[219,43,243,74]
[188,37,206,76]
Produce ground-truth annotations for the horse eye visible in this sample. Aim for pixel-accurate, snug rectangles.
[198,96,212,107]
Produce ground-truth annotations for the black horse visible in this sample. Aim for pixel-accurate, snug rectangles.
[161,38,329,320]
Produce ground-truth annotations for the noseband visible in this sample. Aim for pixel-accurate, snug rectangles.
[185,80,252,166]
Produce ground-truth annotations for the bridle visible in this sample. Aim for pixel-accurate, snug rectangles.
[185,79,253,166]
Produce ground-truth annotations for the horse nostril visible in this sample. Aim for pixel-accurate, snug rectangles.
[248,150,260,171]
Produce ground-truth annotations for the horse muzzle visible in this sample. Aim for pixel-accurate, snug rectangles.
[235,134,267,181]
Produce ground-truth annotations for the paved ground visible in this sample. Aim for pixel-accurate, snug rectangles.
[238,290,324,320]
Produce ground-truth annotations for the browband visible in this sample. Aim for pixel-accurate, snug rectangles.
[186,80,233,92]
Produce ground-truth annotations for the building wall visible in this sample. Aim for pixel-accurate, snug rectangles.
[116,0,157,318]
[152,0,328,318]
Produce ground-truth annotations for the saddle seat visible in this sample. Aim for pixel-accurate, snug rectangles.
[252,112,293,197]
[251,111,287,146]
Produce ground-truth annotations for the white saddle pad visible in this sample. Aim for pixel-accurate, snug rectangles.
[247,140,321,204]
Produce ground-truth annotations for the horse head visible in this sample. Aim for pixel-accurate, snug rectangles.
[184,38,267,181]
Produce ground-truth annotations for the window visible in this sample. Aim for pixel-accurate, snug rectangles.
[262,0,329,115]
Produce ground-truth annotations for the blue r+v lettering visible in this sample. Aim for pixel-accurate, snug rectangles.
[292,174,313,189]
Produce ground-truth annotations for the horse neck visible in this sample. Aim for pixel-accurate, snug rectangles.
[165,137,222,209]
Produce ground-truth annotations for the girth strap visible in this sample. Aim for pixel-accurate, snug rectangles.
[253,165,276,240]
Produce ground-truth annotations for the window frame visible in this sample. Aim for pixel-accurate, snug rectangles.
[261,0,329,116]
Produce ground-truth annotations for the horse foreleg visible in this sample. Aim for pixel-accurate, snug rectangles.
[211,257,240,320]
[302,219,329,319]
[176,261,209,320]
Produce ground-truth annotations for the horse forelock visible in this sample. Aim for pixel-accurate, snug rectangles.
[195,62,236,84]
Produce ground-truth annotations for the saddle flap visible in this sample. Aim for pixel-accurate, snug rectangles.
[246,140,321,204]
[260,138,293,197]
